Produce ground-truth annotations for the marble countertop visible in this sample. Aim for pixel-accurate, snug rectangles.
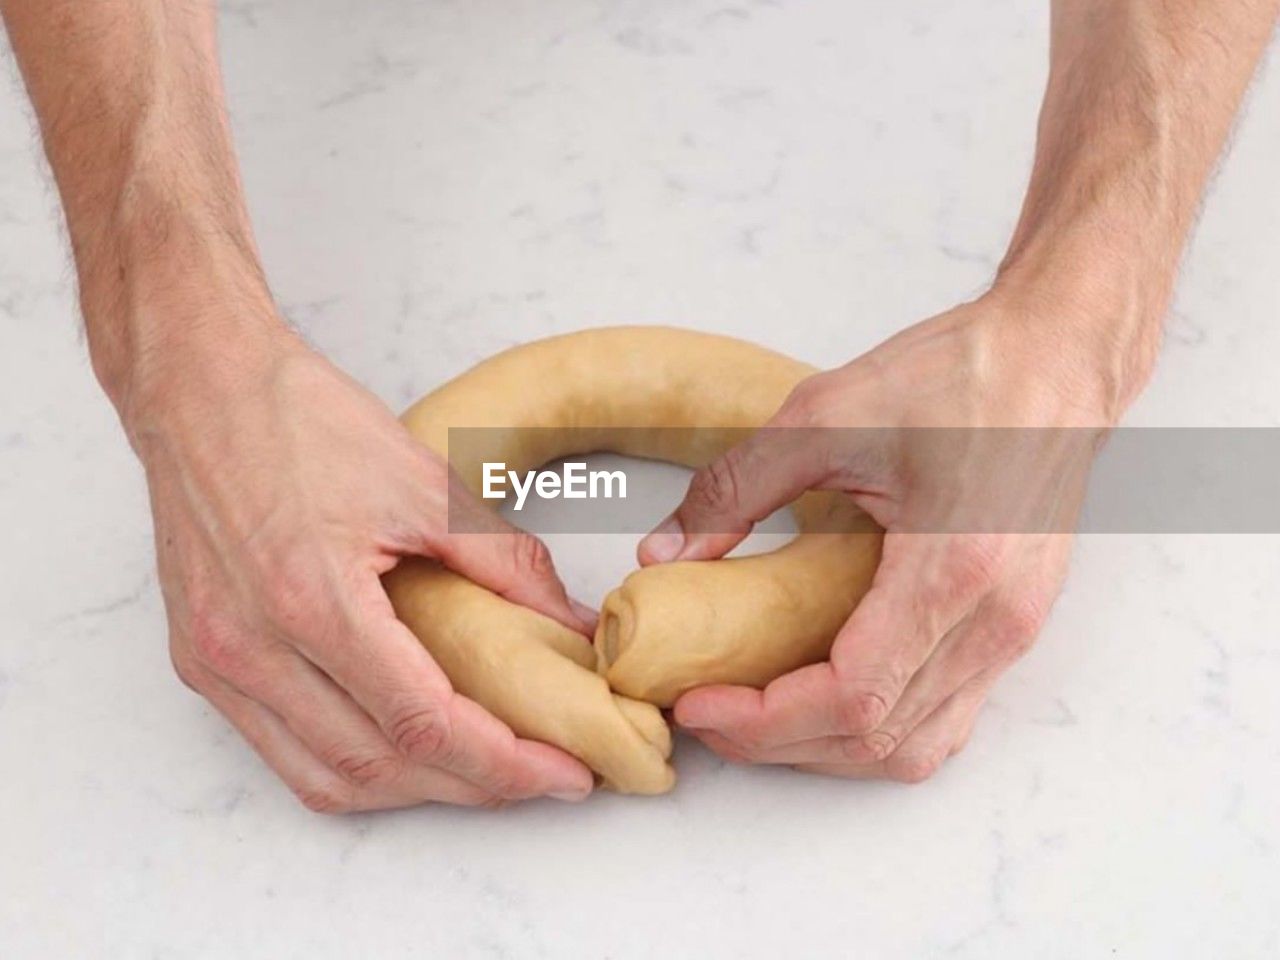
[2,2,1278,957]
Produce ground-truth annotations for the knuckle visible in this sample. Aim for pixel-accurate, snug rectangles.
[485,767,534,800]
[685,454,744,519]
[779,376,834,429]
[696,729,753,762]
[888,749,944,784]
[834,687,893,735]
[262,557,323,630]
[943,537,1005,598]
[727,728,764,757]
[851,728,899,762]
[188,612,251,678]
[169,644,204,692]
[388,702,454,764]
[295,783,355,815]
[991,595,1049,657]
[511,532,556,581]
[330,751,405,789]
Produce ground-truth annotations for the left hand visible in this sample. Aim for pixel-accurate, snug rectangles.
[638,291,1127,782]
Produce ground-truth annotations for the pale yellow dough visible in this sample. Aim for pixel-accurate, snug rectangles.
[383,327,882,794]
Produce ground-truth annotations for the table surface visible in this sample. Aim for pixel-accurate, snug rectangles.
[2,2,1278,957]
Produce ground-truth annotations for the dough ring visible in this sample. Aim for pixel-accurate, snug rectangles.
[383,327,883,794]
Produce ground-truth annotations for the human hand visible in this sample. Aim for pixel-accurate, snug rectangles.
[128,321,597,812]
[639,292,1127,782]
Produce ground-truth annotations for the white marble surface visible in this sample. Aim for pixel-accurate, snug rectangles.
[2,2,1279,957]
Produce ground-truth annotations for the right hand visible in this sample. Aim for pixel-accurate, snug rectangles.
[126,320,597,812]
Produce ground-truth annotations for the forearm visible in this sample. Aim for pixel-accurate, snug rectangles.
[1,0,282,419]
[995,0,1279,416]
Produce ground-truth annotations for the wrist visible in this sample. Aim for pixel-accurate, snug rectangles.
[988,224,1172,425]
[988,200,1177,427]
[78,192,292,433]
[120,313,307,467]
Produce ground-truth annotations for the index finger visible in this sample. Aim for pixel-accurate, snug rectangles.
[638,426,829,565]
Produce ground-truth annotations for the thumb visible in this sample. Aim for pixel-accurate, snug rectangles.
[638,425,830,565]
[429,477,596,636]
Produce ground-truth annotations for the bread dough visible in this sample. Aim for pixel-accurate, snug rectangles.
[383,327,882,794]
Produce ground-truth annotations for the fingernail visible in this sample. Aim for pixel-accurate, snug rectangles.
[640,516,685,564]
[550,786,591,803]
